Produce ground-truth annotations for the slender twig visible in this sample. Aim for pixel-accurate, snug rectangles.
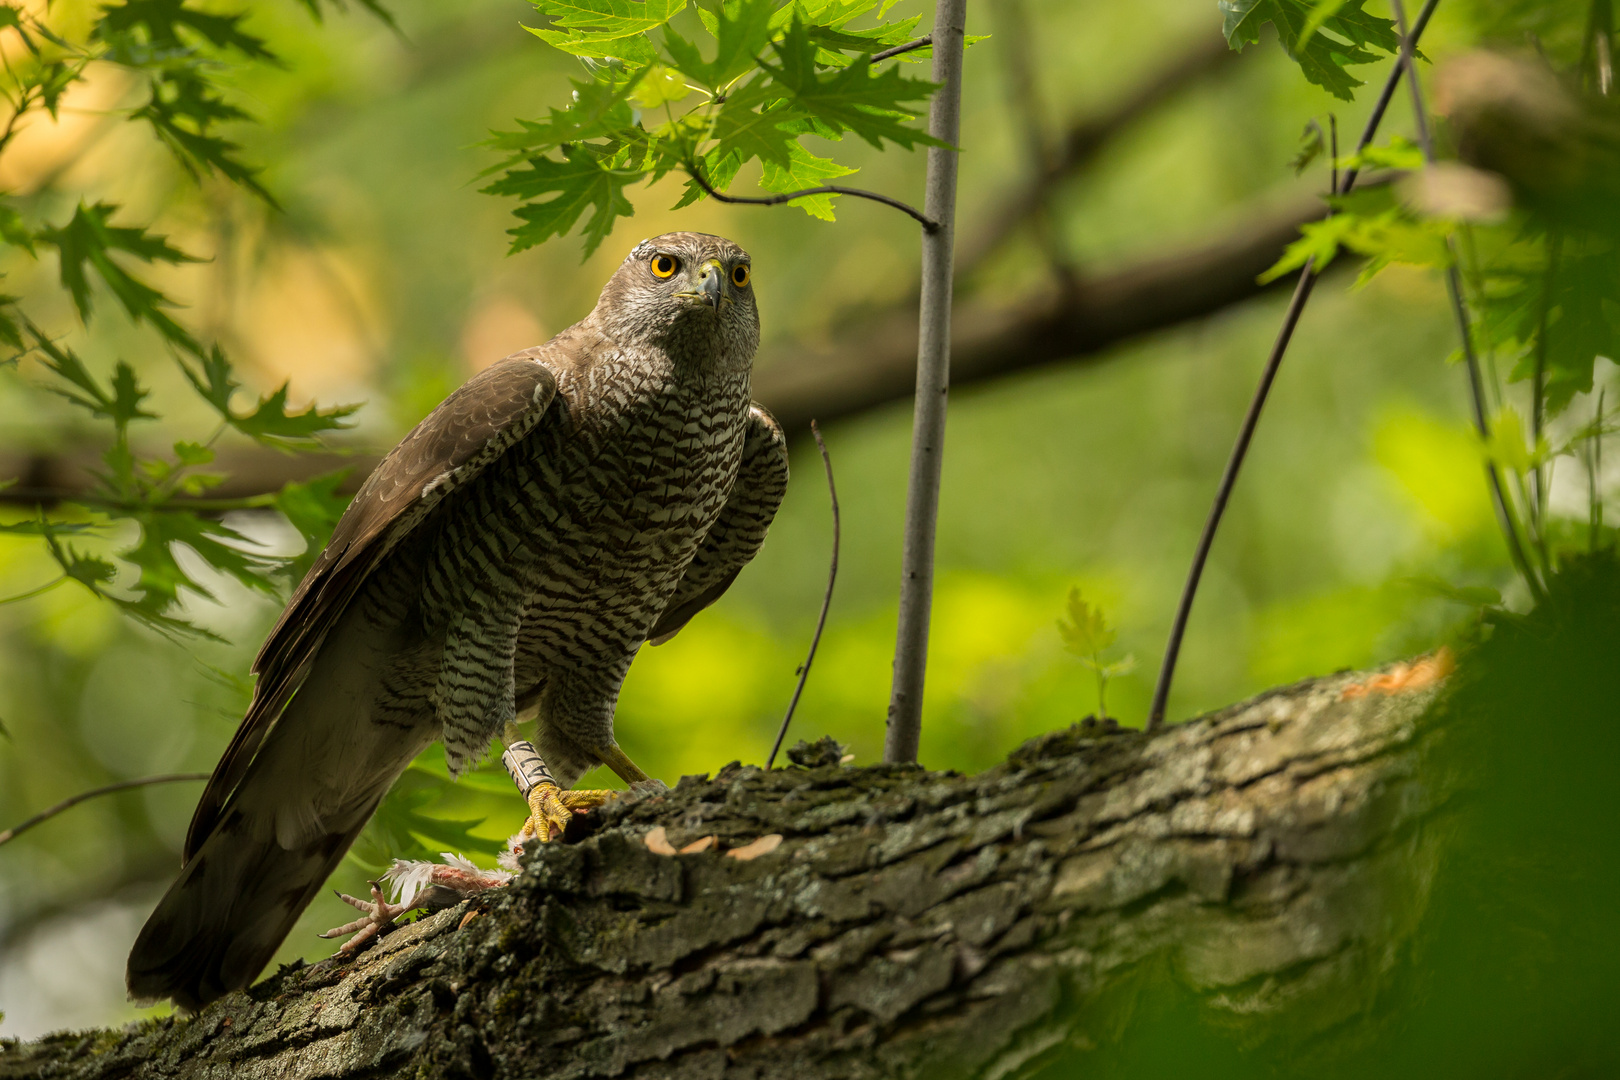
[872,35,933,63]
[1592,390,1606,551]
[1584,0,1615,94]
[1329,114,1339,198]
[1145,0,1441,732]
[1390,0,1545,597]
[1531,235,1563,568]
[0,773,209,847]
[0,574,68,606]
[0,89,36,157]
[885,0,967,764]
[990,0,1070,277]
[685,163,938,232]
[768,421,840,770]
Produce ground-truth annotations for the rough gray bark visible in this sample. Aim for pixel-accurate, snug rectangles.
[0,666,1445,1079]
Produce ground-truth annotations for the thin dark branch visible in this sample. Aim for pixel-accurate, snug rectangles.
[1146,266,1321,733]
[685,164,938,232]
[1390,0,1545,596]
[1146,0,1441,732]
[1591,390,1606,551]
[1531,235,1562,565]
[768,421,840,770]
[0,773,209,847]
[1329,114,1339,198]
[0,574,68,606]
[0,489,281,513]
[871,35,932,63]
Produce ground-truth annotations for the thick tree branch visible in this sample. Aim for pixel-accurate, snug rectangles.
[754,192,1321,437]
[1,665,1445,1078]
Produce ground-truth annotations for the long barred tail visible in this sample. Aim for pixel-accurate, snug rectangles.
[126,798,378,1011]
[127,606,434,1010]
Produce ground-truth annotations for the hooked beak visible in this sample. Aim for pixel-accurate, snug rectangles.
[696,259,723,311]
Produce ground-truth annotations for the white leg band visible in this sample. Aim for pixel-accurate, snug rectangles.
[502,740,554,796]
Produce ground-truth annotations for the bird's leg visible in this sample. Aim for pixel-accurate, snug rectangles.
[320,881,407,954]
[596,741,670,798]
[502,724,616,844]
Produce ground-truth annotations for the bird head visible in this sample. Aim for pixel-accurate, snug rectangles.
[594,232,760,370]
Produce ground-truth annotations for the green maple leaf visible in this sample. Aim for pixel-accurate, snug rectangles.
[1501,246,1620,416]
[485,76,640,161]
[38,201,203,353]
[772,0,923,67]
[763,19,942,150]
[0,202,32,254]
[485,144,639,257]
[136,71,276,205]
[295,0,398,31]
[94,0,276,61]
[179,344,358,445]
[802,18,920,61]
[527,0,687,65]
[760,141,856,220]
[662,0,775,90]
[1260,198,1452,286]
[710,88,801,169]
[232,383,360,444]
[178,343,239,416]
[26,329,157,434]
[1220,0,1398,101]
[671,145,744,209]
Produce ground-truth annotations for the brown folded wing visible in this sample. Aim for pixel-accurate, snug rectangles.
[182,354,560,859]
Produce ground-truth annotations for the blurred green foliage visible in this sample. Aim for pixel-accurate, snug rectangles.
[1030,552,1620,1078]
[0,0,1614,1043]
[0,0,360,640]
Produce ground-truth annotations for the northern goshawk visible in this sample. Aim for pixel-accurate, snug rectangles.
[127,232,787,1009]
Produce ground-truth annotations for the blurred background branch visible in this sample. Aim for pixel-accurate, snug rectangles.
[0,191,1327,507]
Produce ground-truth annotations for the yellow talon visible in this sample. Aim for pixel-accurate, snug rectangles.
[519,783,615,843]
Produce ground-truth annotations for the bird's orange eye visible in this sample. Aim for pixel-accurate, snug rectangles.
[731,264,750,288]
[650,253,679,278]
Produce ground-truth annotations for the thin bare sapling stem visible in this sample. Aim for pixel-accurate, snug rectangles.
[1145,0,1441,732]
[768,421,841,769]
[885,0,968,764]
